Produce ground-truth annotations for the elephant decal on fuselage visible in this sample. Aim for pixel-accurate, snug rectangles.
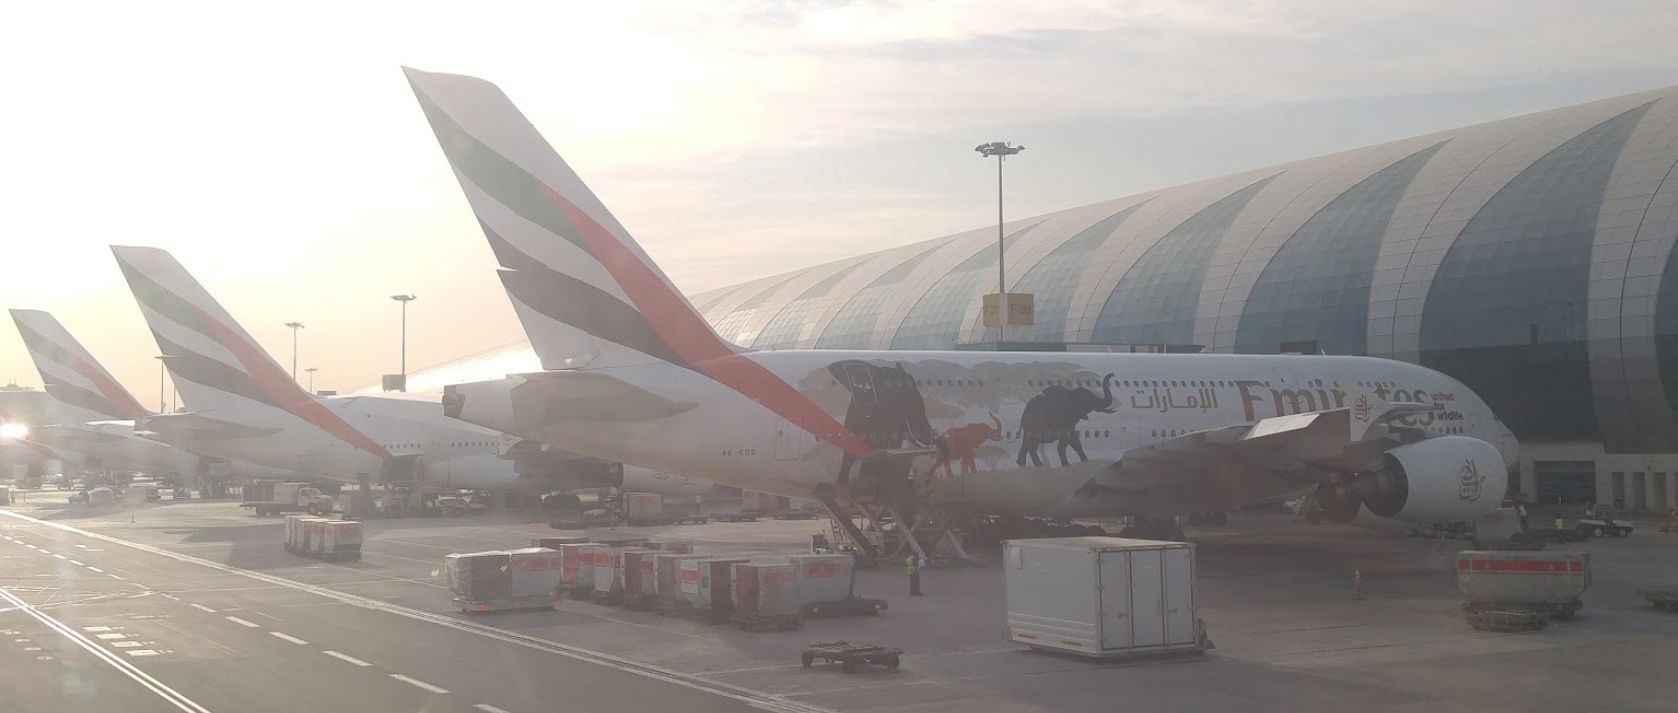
[1016,374,1115,467]
[828,360,938,485]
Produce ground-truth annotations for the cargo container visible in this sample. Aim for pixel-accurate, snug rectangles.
[624,492,663,525]
[556,543,603,592]
[1005,537,1206,659]
[1457,550,1591,618]
[444,551,512,602]
[682,557,749,617]
[0,485,11,505]
[318,521,363,561]
[622,549,659,603]
[787,554,856,604]
[654,554,709,601]
[594,547,652,602]
[284,515,308,553]
[299,518,330,555]
[507,547,564,599]
[733,562,802,630]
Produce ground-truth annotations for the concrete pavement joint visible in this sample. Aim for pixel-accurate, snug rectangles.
[0,506,833,713]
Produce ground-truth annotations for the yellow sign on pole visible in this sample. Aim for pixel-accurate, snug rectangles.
[982,292,1034,328]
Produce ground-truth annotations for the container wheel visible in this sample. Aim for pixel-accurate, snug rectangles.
[1591,526,1605,537]
[841,659,858,673]
[801,653,814,667]
[886,655,900,670]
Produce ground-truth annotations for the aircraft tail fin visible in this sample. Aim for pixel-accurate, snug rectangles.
[110,246,390,458]
[9,309,152,421]
[403,67,739,372]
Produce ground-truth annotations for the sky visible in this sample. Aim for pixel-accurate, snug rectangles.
[1,1,1675,407]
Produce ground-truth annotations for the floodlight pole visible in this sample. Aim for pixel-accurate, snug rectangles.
[976,141,1024,342]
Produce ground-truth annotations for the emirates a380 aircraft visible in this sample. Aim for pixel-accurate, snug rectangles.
[109,248,713,499]
[408,68,1521,539]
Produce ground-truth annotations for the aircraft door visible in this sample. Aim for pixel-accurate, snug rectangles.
[775,418,813,461]
[1118,415,1141,449]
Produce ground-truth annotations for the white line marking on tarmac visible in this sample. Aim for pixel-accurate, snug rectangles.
[108,575,125,581]
[269,631,309,645]
[188,603,217,613]
[126,649,159,656]
[0,586,214,713]
[86,567,103,573]
[95,633,127,640]
[389,674,449,694]
[323,650,371,667]
[52,553,66,559]
[0,507,830,713]
[474,704,514,713]
[224,616,259,628]
[113,641,142,648]
[69,560,83,566]
[83,626,112,632]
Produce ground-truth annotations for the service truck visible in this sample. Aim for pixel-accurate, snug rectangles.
[241,481,333,517]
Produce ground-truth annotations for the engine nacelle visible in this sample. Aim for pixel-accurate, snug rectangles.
[1357,436,1507,525]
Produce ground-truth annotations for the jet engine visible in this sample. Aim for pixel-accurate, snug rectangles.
[1353,436,1507,525]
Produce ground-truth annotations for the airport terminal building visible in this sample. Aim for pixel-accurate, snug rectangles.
[418,85,1678,512]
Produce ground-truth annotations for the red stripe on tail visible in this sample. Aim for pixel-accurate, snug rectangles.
[548,190,872,459]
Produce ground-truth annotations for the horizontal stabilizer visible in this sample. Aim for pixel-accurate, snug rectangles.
[137,412,282,441]
[511,371,697,427]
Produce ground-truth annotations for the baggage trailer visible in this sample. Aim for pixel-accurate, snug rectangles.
[1004,537,1209,659]
[1638,587,1678,611]
[800,641,903,673]
[315,520,363,561]
[594,547,653,605]
[557,543,605,598]
[788,553,885,617]
[1457,550,1591,624]
[654,554,710,615]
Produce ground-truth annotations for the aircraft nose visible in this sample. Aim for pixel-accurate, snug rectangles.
[1495,421,1520,469]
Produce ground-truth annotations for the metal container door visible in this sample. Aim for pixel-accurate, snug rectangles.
[1098,550,1134,650]
[1162,547,1196,645]
[1128,548,1166,647]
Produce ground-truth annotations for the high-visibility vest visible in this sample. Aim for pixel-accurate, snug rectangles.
[905,555,918,575]
[1517,504,1528,517]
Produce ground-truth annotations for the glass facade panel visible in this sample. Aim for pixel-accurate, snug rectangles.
[1235,143,1444,355]
[1091,176,1276,345]
[889,225,1037,349]
[1420,102,1654,441]
[751,262,865,349]
[1006,203,1146,343]
[711,275,800,344]
[815,244,943,349]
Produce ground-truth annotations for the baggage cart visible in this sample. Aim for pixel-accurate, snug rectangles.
[594,547,652,605]
[508,547,564,599]
[558,543,604,598]
[800,641,902,673]
[623,549,659,609]
[681,557,748,622]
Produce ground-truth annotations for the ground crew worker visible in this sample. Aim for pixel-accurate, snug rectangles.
[1516,501,1530,531]
[693,494,703,515]
[1555,515,1566,530]
[906,553,923,596]
[1584,502,1596,519]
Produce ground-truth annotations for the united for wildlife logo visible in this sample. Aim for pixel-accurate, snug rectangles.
[1458,459,1486,501]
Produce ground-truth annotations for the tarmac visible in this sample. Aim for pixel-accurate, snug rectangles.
[3,490,1677,713]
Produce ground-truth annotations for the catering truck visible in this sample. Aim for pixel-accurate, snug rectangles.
[241,481,333,517]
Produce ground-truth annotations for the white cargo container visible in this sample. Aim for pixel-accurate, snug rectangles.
[1005,537,1205,659]
[683,557,749,611]
[655,554,709,601]
[787,553,856,604]
[595,547,652,598]
[557,543,603,591]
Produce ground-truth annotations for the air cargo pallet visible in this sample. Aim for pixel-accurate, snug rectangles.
[802,597,887,617]
[1639,588,1678,611]
[455,596,560,614]
[800,641,902,673]
[733,613,802,632]
[1465,610,1547,632]
[1463,599,1582,620]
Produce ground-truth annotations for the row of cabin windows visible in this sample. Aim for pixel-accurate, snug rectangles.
[384,441,496,449]
[856,430,1114,441]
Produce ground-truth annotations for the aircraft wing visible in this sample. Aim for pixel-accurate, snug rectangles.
[1095,401,1432,497]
